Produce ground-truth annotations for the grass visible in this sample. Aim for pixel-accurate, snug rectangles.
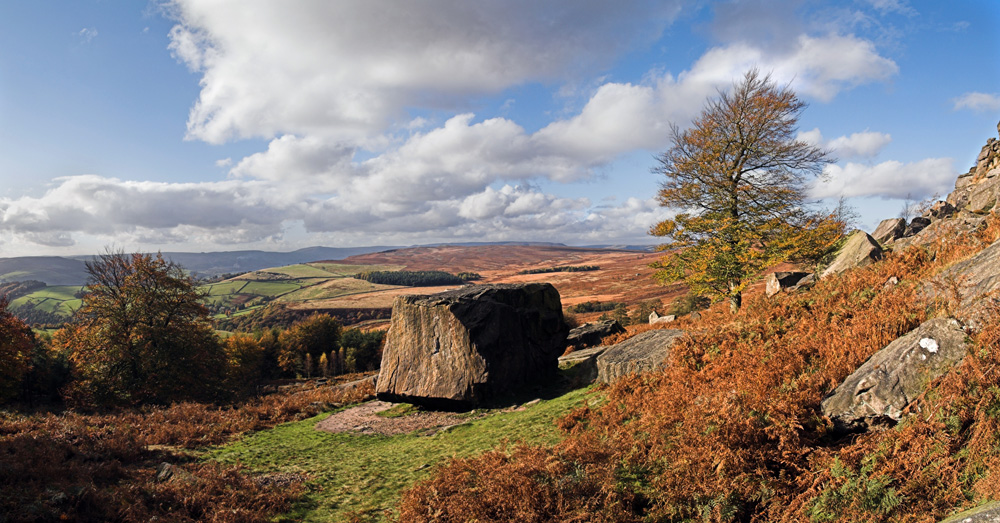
[239,281,304,296]
[209,383,596,522]
[306,263,404,277]
[9,285,84,316]
[267,264,338,279]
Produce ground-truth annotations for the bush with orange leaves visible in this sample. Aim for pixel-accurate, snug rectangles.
[398,214,1000,523]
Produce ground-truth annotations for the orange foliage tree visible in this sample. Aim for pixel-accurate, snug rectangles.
[58,250,225,406]
[0,296,36,403]
[651,69,841,312]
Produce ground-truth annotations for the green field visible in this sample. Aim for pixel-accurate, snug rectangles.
[10,285,84,317]
[210,382,596,522]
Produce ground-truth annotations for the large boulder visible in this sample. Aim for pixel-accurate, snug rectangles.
[821,317,968,432]
[376,283,568,409]
[649,311,676,324]
[931,238,1000,317]
[566,319,625,350]
[871,217,906,244]
[765,271,814,297]
[596,329,685,384]
[904,216,932,237]
[821,231,884,279]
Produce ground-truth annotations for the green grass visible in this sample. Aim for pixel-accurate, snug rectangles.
[204,281,248,295]
[9,286,84,318]
[306,263,404,277]
[267,264,338,279]
[209,383,596,522]
[239,281,303,296]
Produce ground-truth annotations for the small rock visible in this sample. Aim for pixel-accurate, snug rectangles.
[904,217,932,237]
[566,320,625,350]
[649,313,676,324]
[871,217,906,244]
[883,276,899,288]
[766,271,814,297]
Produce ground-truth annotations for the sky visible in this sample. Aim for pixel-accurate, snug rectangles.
[0,0,997,257]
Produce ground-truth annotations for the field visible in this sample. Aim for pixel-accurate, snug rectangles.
[9,285,84,317]
[7,246,683,328]
[210,378,595,521]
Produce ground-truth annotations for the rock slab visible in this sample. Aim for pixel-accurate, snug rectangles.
[766,271,814,297]
[821,231,884,279]
[939,501,1000,523]
[821,317,968,432]
[376,283,568,408]
[596,329,685,384]
[871,217,906,244]
[566,319,625,350]
[558,345,610,385]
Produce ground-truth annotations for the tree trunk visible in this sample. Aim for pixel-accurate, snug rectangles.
[728,292,742,314]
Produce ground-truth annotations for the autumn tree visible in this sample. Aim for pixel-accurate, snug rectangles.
[651,69,842,313]
[59,250,226,406]
[0,297,36,403]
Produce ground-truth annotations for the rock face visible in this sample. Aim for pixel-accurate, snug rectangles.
[765,271,814,297]
[871,217,906,244]
[933,239,1000,316]
[596,329,685,384]
[566,320,625,350]
[649,311,676,324]
[376,283,568,408]
[821,318,968,432]
[821,231,884,279]
[558,345,609,385]
[938,501,1000,523]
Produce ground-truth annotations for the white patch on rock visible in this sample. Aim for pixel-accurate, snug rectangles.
[919,337,939,353]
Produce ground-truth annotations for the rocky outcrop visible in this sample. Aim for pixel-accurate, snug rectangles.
[938,501,1000,523]
[596,329,685,384]
[821,231,884,279]
[871,218,906,244]
[904,216,932,237]
[821,317,968,432]
[558,345,609,384]
[566,319,625,350]
[765,271,814,297]
[932,238,1000,317]
[948,123,1000,213]
[376,283,568,409]
[649,311,676,324]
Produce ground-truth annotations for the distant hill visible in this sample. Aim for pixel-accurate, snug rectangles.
[0,257,89,286]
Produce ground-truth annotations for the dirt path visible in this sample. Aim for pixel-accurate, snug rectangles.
[315,400,476,436]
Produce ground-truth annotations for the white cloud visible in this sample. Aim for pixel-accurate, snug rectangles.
[165,0,683,144]
[864,0,917,16]
[812,158,955,199]
[799,128,892,158]
[953,92,1000,113]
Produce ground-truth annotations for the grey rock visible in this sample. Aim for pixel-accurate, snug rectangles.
[821,231,884,279]
[891,212,986,253]
[871,217,906,244]
[967,182,998,213]
[689,311,702,322]
[905,216,933,237]
[821,317,968,432]
[649,311,676,324]
[932,238,1000,315]
[559,345,610,384]
[939,501,1000,523]
[566,319,625,350]
[766,271,814,297]
[376,283,568,409]
[596,329,685,384]
[927,201,957,220]
[955,173,974,190]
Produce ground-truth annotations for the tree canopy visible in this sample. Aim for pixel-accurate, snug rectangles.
[650,69,843,312]
[58,250,226,406]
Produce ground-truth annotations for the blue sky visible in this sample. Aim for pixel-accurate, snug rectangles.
[0,0,997,257]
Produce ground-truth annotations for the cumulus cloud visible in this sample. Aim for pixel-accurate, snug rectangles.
[812,158,955,199]
[953,92,1000,113]
[799,128,892,158]
[165,0,684,144]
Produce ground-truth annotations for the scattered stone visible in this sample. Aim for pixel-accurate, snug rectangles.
[765,271,814,297]
[559,345,611,385]
[904,216,932,237]
[871,217,906,244]
[566,319,625,350]
[649,311,676,324]
[596,329,685,384]
[938,501,1000,523]
[927,201,957,220]
[333,374,377,397]
[821,231,884,279]
[821,317,968,432]
[883,276,899,289]
[155,463,195,483]
[376,283,568,409]
[689,311,702,322]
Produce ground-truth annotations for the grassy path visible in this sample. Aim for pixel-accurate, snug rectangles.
[209,384,596,522]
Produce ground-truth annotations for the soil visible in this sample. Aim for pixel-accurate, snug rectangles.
[315,400,478,436]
